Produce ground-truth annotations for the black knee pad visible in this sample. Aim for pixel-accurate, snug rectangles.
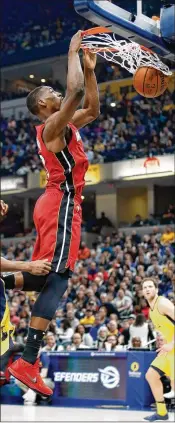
[161,375,171,394]
[31,271,69,320]
[3,274,15,290]
[22,273,47,292]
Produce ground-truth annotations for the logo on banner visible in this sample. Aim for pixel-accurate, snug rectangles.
[130,362,139,372]
[54,366,120,389]
[144,157,160,169]
[129,362,141,378]
[99,366,120,389]
[91,352,115,357]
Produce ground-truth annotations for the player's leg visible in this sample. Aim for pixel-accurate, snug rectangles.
[1,273,47,384]
[0,278,14,357]
[0,340,24,386]
[8,270,69,396]
[8,191,78,396]
[22,270,69,362]
[164,350,175,399]
[143,355,169,421]
[0,278,17,385]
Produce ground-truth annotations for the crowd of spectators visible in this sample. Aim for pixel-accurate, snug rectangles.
[82,89,175,163]
[3,225,174,354]
[1,0,163,63]
[1,79,64,102]
[0,64,127,103]
[1,0,89,60]
[130,207,175,228]
[1,88,175,176]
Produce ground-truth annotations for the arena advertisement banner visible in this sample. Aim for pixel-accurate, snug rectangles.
[40,165,101,188]
[40,169,47,188]
[48,352,127,404]
[39,154,174,190]
[40,164,101,189]
[85,164,100,185]
[112,155,175,181]
[1,351,155,408]
[1,177,26,192]
[127,351,155,408]
[99,73,175,101]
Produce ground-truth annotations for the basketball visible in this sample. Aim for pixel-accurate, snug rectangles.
[133,66,169,98]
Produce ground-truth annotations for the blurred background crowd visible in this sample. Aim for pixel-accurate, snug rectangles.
[3,227,174,355]
[1,0,161,63]
[1,90,175,176]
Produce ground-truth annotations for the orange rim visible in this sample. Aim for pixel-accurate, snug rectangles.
[81,26,112,37]
[81,27,155,56]
[140,45,154,54]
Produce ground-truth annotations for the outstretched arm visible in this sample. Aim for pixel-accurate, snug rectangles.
[43,31,84,153]
[1,257,51,275]
[71,50,100,129]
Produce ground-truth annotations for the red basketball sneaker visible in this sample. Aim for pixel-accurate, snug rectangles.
[8,357,53,397]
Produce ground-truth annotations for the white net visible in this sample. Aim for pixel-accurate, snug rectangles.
[81,32,172,76]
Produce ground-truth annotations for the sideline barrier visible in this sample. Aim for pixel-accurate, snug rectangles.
[1,351,156,409]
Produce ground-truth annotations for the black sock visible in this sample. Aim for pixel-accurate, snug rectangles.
[22,327,45,364]
[22,272,69,364]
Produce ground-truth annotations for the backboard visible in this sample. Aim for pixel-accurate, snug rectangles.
[74,0,175,61]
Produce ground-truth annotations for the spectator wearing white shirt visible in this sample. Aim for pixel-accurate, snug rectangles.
[147,255,163,277]
[57,319,74,343]
[128,314,154,348]
[159,126,173,145]
[119,281,133,299]
[17,128,28,143]
[105,335,118,351]
[74,324,93,348]
[66,310,79,331]
[40,332,58,352]
[113,289,133,319]
[67,333,89,351]
[97,326,108,350]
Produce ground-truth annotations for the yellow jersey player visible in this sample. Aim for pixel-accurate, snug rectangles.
[0,258,51,359]
[142,277,174,422]
[0,200,51,372]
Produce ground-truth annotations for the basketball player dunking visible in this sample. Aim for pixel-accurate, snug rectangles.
[8,31,99,397]
[142,278,175,422]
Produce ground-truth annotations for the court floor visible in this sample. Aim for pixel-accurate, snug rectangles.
[1,405,175,422]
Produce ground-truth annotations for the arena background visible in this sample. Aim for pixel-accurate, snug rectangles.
[1,0,175,421]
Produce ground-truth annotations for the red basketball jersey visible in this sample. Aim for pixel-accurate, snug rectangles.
[36,122,88,202]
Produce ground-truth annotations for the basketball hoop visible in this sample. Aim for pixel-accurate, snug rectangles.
[81,27,172,76]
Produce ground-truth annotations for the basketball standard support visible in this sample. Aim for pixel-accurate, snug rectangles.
[74,0,174,60]
[137,0,142,17]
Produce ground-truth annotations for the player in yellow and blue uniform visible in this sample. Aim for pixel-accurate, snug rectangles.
[0,277,14,356]
[142,278,175,422]
[0,200,51,384]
